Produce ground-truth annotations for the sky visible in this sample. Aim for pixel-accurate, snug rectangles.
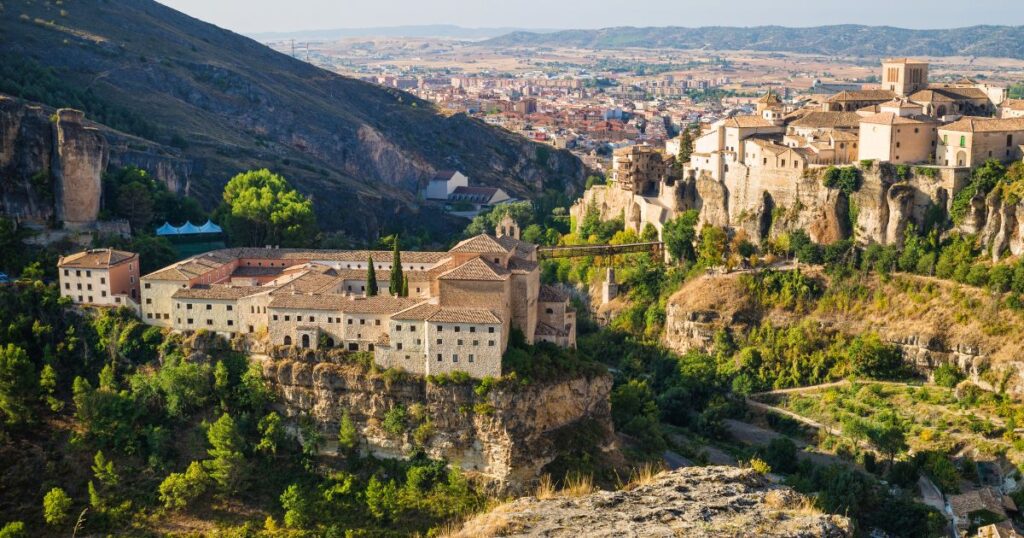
[157,0,1024,34]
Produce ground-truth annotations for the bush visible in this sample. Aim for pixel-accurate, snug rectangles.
[933,364,965,389]
[383,405,407,437]
[43,487,72,526]
[158,461,211,509]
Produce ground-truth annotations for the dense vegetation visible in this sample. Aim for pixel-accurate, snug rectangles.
[0,282,486,536]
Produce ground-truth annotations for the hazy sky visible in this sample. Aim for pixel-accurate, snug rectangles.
[157,0,1023,34]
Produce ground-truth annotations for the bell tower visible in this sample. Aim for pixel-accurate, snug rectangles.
[496,213,520,240]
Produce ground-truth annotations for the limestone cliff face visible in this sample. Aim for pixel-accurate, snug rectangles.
[451,466,852,538]
[259,355,616,493]
[52,109,108,227]
[0,95,193,227]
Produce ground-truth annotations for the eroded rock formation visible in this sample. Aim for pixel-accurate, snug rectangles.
[451,466,852,538]
[259,354,616,493]
[52,109,108,227]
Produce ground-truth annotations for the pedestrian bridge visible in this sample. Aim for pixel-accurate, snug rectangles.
[537,241,663,260]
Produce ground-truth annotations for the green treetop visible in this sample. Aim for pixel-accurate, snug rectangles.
[366,256,378,297]
[677,126,694,164]
[390,238,404,297]
[219,169,318,248]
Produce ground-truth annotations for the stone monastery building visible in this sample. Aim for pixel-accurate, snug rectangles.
[139,217,575,379]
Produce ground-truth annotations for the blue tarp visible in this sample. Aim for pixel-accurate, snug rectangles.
[156,220,222,236]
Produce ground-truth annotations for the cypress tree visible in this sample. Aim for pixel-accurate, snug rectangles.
[678,126,694,164]
[401,275,409,297]
[366,256,378,297]
[390,237,403,297]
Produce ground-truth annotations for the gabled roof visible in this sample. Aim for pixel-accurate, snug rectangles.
[788,111,862,130]
[449,234,510,254]
[429,170,459,182]
[173,285,261,301]
[827,89,897,103]
[538,284,569,303]
[722,115,773,128]
[59,248,136,269]
[940,117,1024,133]
[438,257,509,281]
[859,112,936,126]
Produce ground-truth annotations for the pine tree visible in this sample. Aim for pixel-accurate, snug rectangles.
[366,256,378,297]
[337,409,359,456]
[678,126,694,164]
[389,237,403,297]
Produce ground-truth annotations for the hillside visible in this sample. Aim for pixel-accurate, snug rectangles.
[0,0,585,238]
[663,268,1024,396]
[484,25,1024,59]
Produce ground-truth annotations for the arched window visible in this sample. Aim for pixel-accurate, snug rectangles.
[283,335,292,346]
[301,334,310,348]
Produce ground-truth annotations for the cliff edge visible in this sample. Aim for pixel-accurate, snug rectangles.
[451,466,853,537]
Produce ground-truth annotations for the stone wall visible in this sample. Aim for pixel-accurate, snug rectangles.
[259,354,616,493]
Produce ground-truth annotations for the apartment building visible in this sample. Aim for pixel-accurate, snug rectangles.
[58,248,140,308]
[937,117,1024,167]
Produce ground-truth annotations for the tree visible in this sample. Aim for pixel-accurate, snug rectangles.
[848,333,905,380]
[868,411,908,468]
[933,364,965,388]
[677,126,694,164]
[42,487,72,527]
[401,275,409,298]
[662,210,699,263]
[256,412,286,457]
[116,182,155,232]
[337,409,360,456]
[366,256,378,297]
[390,238,404,297]
[158,461,211,509]
[219,169,318,247]
[280,483,314,528]
[697,225,728,268]
[205,413,245,494]
[365,476,399,521]
[0,344,37,426]
[0,522,25,538]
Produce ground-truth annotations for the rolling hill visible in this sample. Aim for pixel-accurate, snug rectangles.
[0,0,585,239]
[483,25,1024,59]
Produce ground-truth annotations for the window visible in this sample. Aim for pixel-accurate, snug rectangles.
[187,303,193,310]
[78,296,83,302]
[437,339,443,345]
[87,284,92,290]
[416,339,421,345]
[249,325,254,333]
[130,276,134,284]
[309,316,315,323]
[453,354,458,363]
[297,315,303,322]
[100,277,106,284]
[454,326,461,333]
[76,270,81,277]
[76,283,82,290]
[164,314,169,320]
[64,283,70,290]
[187,318,194,324]
[349,343,359,351]
[226,305,233,311]
[397,343,403,350]
[1009,134,1014,148]
[101,291,107,297]
[410,325,416,331]
[227,320,233,326]
[147,313,153,319]
[960,135,966,148]
[284,315,290,321]
[468,354,475,363]
[457,339,463,346]
[207,320,213,326]
[88,296,93,302]
[64,269,69,276]
[488,340,495,347]
[469,327,476,333]
[347,318,353,325]
[206,304,212,310]
[545,308,554,314]
[86,271,91,277]
[488,327,495,333]
[473,340,479,346]
[273,315,279,321]
[375,319,380,326]
[146,298,152,304]
[437,325,443,332]
[395,325,401,331]
[437,354,443,362]
[359,319,365,325]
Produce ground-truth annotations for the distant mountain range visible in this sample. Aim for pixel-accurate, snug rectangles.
[482,25,1024,59]
[249,25,562,42]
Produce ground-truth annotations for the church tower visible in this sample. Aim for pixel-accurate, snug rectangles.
[496,213,520,240]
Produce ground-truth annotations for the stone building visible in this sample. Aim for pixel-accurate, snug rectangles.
[612,145,670,195]
[857,100,939,164]
[936,117,1024,167]
[58,248,140,308]
[139,220,574,379]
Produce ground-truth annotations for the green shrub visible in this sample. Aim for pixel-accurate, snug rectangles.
[933,364,964,388]
[383,405,407,437]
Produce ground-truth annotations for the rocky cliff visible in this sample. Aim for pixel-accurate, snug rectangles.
[258,354,616,493]
[662,269,1024,398]
[0,95,192,226]
[451,466,852,537]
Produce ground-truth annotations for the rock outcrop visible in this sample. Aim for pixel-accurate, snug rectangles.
[52,109,108,227]
[259,355,616,493]
[451,466,852,538]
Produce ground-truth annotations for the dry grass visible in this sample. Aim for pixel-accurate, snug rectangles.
[436,508,512,538]
[534,474,556,500]
[620,462,664,491]
[561,473,595,498]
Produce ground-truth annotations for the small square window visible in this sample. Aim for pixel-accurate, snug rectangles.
[146,298,152,304]
[468,354,475,363]
[360,319,365,325]
[488,327,495,333]
[285,315,291,321]
[273,315,279,321]
[488,340,495,346]
[473,340,479,346]
[375,319,380,326]
[227,305,233,311]
[457,339,463,345]
[437,339,443,345]
[437,325,443,332]
[454,326,461,333]
[206,304,212,310]
[453,354,459,363]
[470,327,476,333]
[207,320,213,326]
[187,318,194,324]
[297,315,303,322]
[437,354,443,362]
[397,343,403,350]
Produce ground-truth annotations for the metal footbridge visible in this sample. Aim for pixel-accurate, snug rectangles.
[537,241,663,260]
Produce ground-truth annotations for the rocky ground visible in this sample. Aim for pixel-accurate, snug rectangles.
[450,466,852,537]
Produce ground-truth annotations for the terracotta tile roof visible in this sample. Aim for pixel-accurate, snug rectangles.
[789,111,862,130]
[884,58,926,64]
[273,271,340,294]
[948,487,1011,522]
[538,284,569,303]
[142,252,234,281]
[173,285,262,300]
[925,85,989,101]
[722,115,773,128]
[59,248,136,269]
[508,257,539,273]
[1003,99,1024,111]
[269,294,417,314]
[859,112,937,126]
[438,257,510,281]
[392,302,442,321]
[428,308,502,324]
[449,234,510,254]
[940,117,1024,133]
[334,268,434,283]
[908,89,959,103]
[827,89,897,103]
[496,235,537,258]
